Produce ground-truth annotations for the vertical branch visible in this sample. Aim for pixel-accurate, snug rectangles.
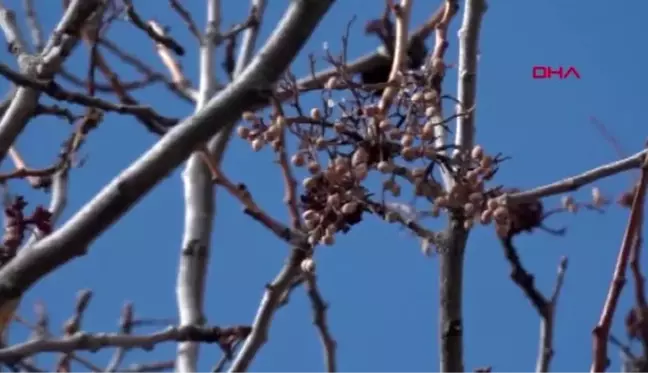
[438,218,468,373]
[452,0,485,160]
[592,155,648,372]
[233,0,266,79]
[177,5,266,367]
[176,1,221,372]
[439,1,486,372]
[536,257,568,373]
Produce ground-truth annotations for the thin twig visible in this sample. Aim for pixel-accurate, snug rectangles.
[304,274,337,372]
[500,235,567,373]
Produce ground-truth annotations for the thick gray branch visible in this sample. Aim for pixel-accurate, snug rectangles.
[0,0,334,310]
[176,0,221,371]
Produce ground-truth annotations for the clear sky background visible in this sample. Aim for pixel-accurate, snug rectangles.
[2,0,648,371]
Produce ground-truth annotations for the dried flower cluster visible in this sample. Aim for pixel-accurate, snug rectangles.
[1,196,52,266]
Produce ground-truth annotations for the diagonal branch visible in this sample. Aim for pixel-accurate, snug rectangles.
[591,154,648,372]
[0,0,334,316]
[228,248,307,372]
[503,149,648,206]
[304,273,337,372]
[500,235,568,373]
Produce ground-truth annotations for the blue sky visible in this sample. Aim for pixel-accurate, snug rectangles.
[2,0,648,371]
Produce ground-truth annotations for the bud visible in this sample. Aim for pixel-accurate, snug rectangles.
[422,121,436,140]
[302,176,317,190]
[401,146,418,161]
[302,209,319,221]
[321,234,335,246]
[325,76,338,89]
[300,258,315,273]
[352,148,369,166]
[251,138,264,151]
[310,107,321,121]
[291,153,305,167]
[327,193,341,207]
[377,161,394,174]
[307,161,320,174]
[480,209,492,225]
[592,187,606,207]
[493,206,509,222]
[236,126,250,139]
[424,91,437,101]
[341,202,358,215]
[401,134,414,147]
[561,195,574,209]
[471,145,484,160]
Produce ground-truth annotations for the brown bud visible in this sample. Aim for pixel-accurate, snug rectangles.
[237,126,250,139]
[480,210,492,225]
[291,153,305,167]
[471,145,484,160]
[493,206,509,222]
[327,193,341,207]
[308,161,321,174]
[321,234,335,246]
[352,148,369,166]
[341,202,358,215]
[251,138,264,151]
[561,195,574,209]
[377,161,394,174]
[401,146,418,161]
[303,176,317,190]
[421,121,436,140]
[401,134,414,147]
[302,209,319,221]
[310,107,322,121]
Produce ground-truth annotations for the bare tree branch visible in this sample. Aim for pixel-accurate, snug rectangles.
[0,324,251,361]
[500,234,568,373]
[175,0,221,371]
[439,0,486,371]
[503,149,648,206]
[0,0,102,163]
[228,248,307,372]
[0,0,334,316]
[592,154,648,372]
